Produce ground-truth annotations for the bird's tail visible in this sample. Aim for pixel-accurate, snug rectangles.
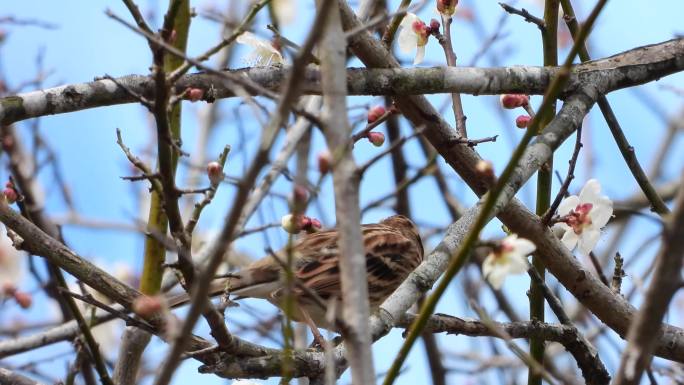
[166,262,281,309]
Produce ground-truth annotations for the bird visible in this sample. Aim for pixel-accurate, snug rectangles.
[168,215,424,335]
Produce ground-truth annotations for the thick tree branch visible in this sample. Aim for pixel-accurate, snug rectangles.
[0,368,45,385]
[0,37,680,124]
[0,202,141,308]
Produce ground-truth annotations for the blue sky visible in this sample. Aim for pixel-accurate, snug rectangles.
[1,0,684,384]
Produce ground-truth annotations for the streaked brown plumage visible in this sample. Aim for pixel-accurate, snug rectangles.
[169,215,423,330]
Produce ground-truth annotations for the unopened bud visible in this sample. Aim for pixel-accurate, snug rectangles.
[437,0,458,16]
[291,185,308,205]
[367,105,387,123]
[317,150,332,174]
[206,161,224,185]
[305,218,322,233]
[499,94,529,109]
[133,295,166,318]
[186,88,204,102]
[3,187,17,204]
[367,132,385,147]
[14,291,32,309]
[429,19,441,32]
[475,160,495,180]
[281,214,302,234]
[515,115,531,128]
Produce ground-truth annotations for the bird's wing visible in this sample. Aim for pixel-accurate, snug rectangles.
[280,224,421,305]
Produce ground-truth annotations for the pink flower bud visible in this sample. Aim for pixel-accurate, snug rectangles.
[437,0,458,16]
[3,187,17,204]
[186,88,204,102]
[291,185,308,205]
[317,150,332,174]
[499,94,529,109]
[429,19,441,32]
[133,295,166,318]
[367,132,385,147]
[298,216,312,228]
[14,291,32,309]
[515,115,531,128]
[206,161,224,185]
[303,217,322,233]
[309,218,322,229]
[367,105,387,123]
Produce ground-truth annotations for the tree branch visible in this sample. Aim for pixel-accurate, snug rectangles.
[0,38,680,124]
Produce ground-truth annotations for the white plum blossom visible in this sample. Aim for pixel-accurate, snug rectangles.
[482,234,536,289]
[553,179,613,255]
[0,233,24,298]
[398,13,430,65]
[236,31,284,66]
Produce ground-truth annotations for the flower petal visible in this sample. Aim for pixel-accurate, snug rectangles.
[236,32,283,66]
[557,195,580,216]
[579,179,602,204]
[0,234,24,286]
[397,27,418,53]
[578,228,600,255]
[553,222,570,232]
[414,45,426,65]
[511,237,536,256]
[590,198,613,228]
[484,265,507,289]
[560,230,579,251]
[236,31,261,47]
[400,12,420,28]
[505,254,530,274]
[482,254,494,274]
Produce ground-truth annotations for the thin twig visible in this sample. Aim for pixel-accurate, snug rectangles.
[499,3,546,31]
[542,125,582,225]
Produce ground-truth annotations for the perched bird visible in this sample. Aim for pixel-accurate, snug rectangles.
[168,215,423,333]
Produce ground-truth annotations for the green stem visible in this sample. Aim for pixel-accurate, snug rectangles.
[528,1,559,384]
[139,0,190,295]
[382,1,608,383]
